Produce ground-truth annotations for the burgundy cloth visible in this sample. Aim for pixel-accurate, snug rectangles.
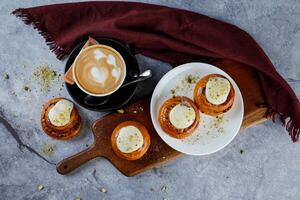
[12,1,300,141]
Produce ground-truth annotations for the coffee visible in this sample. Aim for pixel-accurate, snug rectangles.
[73,45,126,96]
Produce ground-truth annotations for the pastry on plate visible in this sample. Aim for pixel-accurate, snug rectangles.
[41,98,81,140]
[193,74,235,116]
[159,96,200,139]
[111,121,151,160]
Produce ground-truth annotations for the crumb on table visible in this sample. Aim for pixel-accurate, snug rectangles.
[117,109,125,114]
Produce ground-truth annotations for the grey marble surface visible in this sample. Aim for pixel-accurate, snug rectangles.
[0,0,299,200]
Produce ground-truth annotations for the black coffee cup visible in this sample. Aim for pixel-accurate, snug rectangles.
[65,38,140,112]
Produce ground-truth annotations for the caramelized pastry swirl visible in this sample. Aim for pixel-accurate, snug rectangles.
[193,74,235,116]
[159,96,200,139]
[41,98,81,140]
[111,121,151,160]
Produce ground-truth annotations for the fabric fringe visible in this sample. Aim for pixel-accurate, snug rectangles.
[267,108,299,143]
[12,8,68,60]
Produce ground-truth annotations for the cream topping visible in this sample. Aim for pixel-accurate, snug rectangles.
[48,99,73,126]
[205,77,231,105]
[169,104,196,129]
[116,126,144,153]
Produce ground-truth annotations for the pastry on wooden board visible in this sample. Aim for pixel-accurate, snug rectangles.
[159,96,200,139]
[194,74,235,116]
[41,97,81,140]
[111,121,151,160]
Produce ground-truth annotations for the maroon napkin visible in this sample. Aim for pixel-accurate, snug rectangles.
[12,1,300,142]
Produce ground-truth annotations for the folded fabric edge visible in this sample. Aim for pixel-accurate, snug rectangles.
[11,8,68,60]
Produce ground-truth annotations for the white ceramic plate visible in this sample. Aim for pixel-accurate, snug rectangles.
[150,62,244,155]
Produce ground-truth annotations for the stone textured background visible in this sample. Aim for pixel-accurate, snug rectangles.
[0,0,299,200]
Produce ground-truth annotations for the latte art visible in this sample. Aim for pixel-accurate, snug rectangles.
[107,54,117,66]
[74,45,126,96]
[90,66,108,84]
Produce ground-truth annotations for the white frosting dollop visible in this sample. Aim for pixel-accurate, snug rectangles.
[116,126,144,153]
[169,104,196,129]
[205,77,231,105]
[48,99,74,126]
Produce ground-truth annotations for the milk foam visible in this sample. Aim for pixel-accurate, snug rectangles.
[90,67,108,84]
[107,54,117,66]
[94,50,106,60]
[112,68,121,79]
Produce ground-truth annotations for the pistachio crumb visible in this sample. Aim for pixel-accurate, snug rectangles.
[3,73,9,80]
[100,187,107,193]
[161,185,167,192]
[33,64,58,92]
[23,86,30,91]
[41,144,54,156]
[117,109,124,114]
[37,184,44,191]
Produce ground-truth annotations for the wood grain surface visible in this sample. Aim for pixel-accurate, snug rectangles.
[57,59,269,176]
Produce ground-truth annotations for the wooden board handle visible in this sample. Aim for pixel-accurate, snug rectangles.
[56,145,100,175]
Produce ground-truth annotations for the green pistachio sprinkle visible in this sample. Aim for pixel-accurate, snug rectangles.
[3,73,9,80]
[33,64,58,92]
[23,86,30,91]
[37,184,44,191]
[100,187,107,193]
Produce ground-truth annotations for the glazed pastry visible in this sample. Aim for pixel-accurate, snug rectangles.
[41,98,81,140]
[194,74,235,116]
[159,96,200,139]
[111,121,150,160]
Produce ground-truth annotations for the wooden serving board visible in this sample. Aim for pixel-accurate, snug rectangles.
[57,59,268,176]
